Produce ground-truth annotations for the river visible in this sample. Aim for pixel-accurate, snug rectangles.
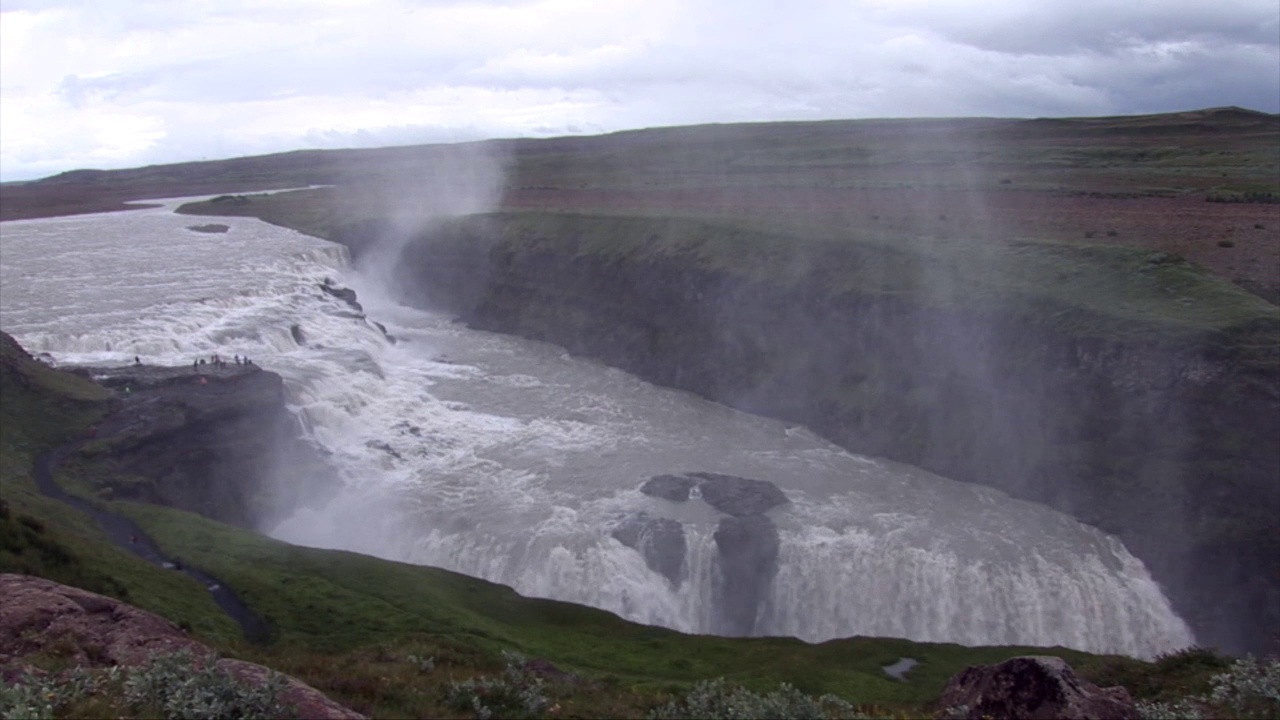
[0,196,1196,657]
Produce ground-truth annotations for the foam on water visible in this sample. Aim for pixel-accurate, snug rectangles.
[0,200,1196,657]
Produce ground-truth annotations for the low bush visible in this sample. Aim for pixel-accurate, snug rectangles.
[442,651,550,720]
[1136,655,1280,720]
[0,648,295,720]
[646,677,868,720]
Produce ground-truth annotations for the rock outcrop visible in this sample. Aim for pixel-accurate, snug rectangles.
[0,574,364,719]
[936,656,1138,720]
[638,471,789,634]
[712,514,781,636]
[611,513,686,587]
[689,472,789,517]
[320,278,364,313]
[79,363,339,531]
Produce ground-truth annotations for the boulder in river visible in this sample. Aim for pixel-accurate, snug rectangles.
[640,474,697,502]
[611,513,686,587]
[689,472,789,516]
[640,472,789,516]
[712,514,780,636]
[320,279,363,313]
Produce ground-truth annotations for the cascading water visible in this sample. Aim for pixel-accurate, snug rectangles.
[0,198,1196,658]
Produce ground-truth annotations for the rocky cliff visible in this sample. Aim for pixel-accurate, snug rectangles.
[70,360,339,531]
[334,212,1280,655]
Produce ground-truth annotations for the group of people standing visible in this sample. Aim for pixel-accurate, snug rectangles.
[191,353,253,372]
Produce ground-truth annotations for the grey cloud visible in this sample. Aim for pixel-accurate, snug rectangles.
[881,0,1279,56]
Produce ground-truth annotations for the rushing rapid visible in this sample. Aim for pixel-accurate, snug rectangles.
[0,198,1196,657]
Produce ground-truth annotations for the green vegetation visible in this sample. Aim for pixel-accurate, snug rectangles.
[1,649,294,720]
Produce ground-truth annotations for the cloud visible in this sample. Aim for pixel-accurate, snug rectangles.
[1,0,1276,181]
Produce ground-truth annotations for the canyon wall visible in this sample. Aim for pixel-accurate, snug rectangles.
[334,212,1280,655]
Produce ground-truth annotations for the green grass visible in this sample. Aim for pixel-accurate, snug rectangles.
[113,499,1118,716]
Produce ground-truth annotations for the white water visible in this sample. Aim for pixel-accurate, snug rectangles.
[0,198,1196,657]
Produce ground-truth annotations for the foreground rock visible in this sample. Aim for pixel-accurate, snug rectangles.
[0,574,364,719]
[936,656,1138,720]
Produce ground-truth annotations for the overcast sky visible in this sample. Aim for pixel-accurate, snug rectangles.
[1,0,1277,181]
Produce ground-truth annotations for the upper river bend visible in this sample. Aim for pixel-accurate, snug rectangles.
[0,197,1195,657]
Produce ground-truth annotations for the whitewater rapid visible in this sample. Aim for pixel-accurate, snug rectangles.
[0,197,1196,657]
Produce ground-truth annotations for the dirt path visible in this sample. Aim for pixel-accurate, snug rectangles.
[32,441,272,643]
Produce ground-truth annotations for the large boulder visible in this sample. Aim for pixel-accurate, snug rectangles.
[936,655,1138,720]
[320,280,364,313]
[611,513,687,587]
[640,474,696,502]
[0,574,364,719]
[640,472,789,516]
[712,514,781,636]
[690,472,789,517]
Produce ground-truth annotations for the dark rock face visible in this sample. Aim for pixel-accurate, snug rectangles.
[611,513,686,587]
[186,223,230,234]
[319,280,363,313]
[0,575,365,719]
[372,320,397,344]
[81,364,339,531]
[290,323,307,345]
[350,215,1280,654]
[636,471,789,634]
[937,656,1138,720]
[712,514,781,636]
[689,472,789,517]
[640,474,696,502]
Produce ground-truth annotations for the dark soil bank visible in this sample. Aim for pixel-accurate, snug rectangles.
[334,213,1280,656]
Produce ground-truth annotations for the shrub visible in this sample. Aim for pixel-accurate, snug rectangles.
[1135,655,1280,720]
[1,667,119,720]
[122,647,295,719]
[646,677,868,720]
[442,651,549,720]
[1206,655,1280,718]
[1206,191,1280,204]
